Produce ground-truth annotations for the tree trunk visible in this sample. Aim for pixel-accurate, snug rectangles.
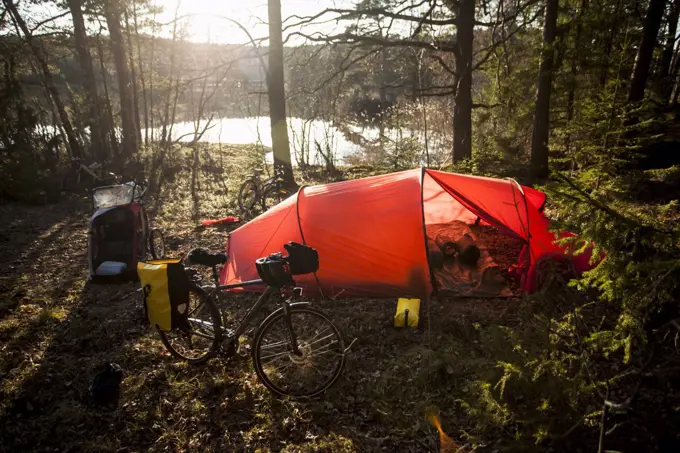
[96,35,119,158]
[600,0,622,88]
[565,0,588,157]
[66,0,107,162]
[659,0,680,102]
[452,0,475,162]
[104,0,138,160]
[670,44,680,106]
[267,0,296,188]
[4,0,82,159]
[628,0,666,103]
[132,4,150,146]
[530,0,559,181]
[159,5,180,145]
[124,10,142,144]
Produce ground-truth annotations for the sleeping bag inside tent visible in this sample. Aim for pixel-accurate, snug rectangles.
[220,168,597,298]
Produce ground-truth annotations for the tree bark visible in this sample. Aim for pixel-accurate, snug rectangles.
[67,0,108,162]
[104,0,138,160]
[628,0,666,103]
[267,0,296,188]
[600,0,622,88]
[530,0,559,181]
[95,34,119,158]
[452,0,475,162]
[565,0,588,157]
[159,4,180,145]
[659,0,680,102]
[4,0,82,159]
[132,4,150,146]
[124,10,142,144]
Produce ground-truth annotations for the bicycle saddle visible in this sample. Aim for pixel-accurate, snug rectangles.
[186,248,227,267]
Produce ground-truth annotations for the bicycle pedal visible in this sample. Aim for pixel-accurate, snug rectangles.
[219,330,238,358]
[222,328,235,340]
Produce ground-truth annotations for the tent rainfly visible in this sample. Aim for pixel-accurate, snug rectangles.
[220,168,596,298]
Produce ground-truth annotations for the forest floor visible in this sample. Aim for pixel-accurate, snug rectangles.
[0,144,673,452]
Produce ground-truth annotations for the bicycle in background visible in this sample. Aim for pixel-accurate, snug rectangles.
[238,166,293,217]
[62,157,117,193]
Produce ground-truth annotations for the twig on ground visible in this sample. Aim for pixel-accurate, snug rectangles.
[605,347,654,410]
[344,337,358,354]
[598,386,610,453]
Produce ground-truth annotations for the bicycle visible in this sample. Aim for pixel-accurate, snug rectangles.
[63,157,117,193]
[237,167,293,217]
[158,243,345,397]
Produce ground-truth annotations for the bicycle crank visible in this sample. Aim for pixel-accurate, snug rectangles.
[219,328,238,358]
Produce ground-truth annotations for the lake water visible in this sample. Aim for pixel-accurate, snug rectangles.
[157,117,375,166]
[151,116,450,167]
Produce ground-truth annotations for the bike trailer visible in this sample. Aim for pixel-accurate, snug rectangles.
[137,259,190,331]
[88,182,164,282]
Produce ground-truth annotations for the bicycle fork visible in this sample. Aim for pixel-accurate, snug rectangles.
[283,287,304,356]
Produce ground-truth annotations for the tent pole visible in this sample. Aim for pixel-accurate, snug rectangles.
[294,186,326,298]
[419,167,438,297]
[420,167,436,391]
[506,177,532,258]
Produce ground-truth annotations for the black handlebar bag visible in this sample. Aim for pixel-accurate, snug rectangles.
[285,242,319,275]
[137,259,190,331]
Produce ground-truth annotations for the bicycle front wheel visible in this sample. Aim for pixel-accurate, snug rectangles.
[149,228,165,259]
[158,286,222,364]
[261,185,291,211]
[252,305,345,397]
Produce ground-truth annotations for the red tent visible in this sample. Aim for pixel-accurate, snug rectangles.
[220,168,595,298]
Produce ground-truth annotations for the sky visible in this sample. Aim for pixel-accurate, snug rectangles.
[152,0,357,45]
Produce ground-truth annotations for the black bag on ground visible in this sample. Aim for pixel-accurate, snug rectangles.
[89,363,123,408]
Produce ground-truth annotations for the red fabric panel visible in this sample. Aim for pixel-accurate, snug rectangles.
[425,170,530,240]
[297,169,431,298]
[423,171,477,225]
[523,186,547,211]
[220,193,303,287]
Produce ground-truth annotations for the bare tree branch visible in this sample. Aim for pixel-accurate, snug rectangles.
[290,30,456,52]
[30,11,70,33]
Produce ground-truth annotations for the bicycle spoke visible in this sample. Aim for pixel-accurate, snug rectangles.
[187,317,215,330]
[184,329,215,341]
[306,326,331,343]
[306,332,336,348]
[260,339,291,350]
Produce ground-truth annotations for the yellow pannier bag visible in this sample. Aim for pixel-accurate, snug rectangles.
[137,259,190,331]
[394,298,420,328]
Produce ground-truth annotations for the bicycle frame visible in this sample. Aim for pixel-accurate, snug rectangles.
[206,279,302,354]
[79,162,101,180]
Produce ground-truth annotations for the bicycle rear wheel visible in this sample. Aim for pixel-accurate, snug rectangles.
[238,178,260,213]
[252,305,345,397]
[158,286,222,364]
